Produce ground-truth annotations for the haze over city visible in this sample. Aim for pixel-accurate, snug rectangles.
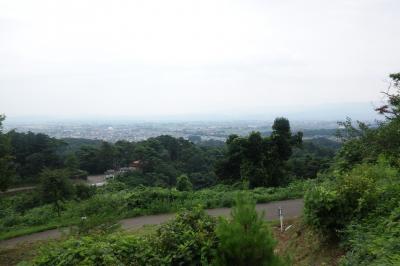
[1,0,399,121]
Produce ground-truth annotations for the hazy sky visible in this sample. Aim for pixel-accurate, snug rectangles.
[0,0,399,119]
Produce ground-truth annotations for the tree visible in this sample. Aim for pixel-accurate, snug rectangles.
[7,130,64,183]
[64,153,79,171]
[77,146,100,174]
[216,118,302,187]
[215,194,287,266]
[375,73,400,119]
[0,115,15,191]
[38,169,73,216]
[176,174,192,191]
[97,141,117,172]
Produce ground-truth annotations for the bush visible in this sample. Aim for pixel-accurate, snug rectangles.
[154,206,217,265]
[31,196,291,265]
[304,162,398,239]
[74,183,95,200]
[340,184,400,266]
[340,212,400,266]
[32,207,217,265]
[1,180,310,240]
[215,193,287,266]
[176,174,193,191]
[32,233,158,266]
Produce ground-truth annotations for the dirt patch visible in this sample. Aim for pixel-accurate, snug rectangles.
[273,218,344,266]
[0,241,46,266]
[86,175,106,185]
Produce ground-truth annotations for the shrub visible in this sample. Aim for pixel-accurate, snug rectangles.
[340,207,400,266]
[74,183,95,200]
[176,174,193,191]
[154,206,217,265]
[32,207,217,265]
[1,180,310,240]
[32,233,159,266]
[215,193,287,266]
[304,162,398,239]
[38,169,74,217]
[71,213,121,236]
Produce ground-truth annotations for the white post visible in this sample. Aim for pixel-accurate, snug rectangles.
[278,207,284,232]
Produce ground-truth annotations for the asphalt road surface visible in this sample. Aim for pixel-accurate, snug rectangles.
[0,198,303,248]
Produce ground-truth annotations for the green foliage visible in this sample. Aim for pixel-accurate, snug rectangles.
[76,142,117,174]
[215,193,287,266]
[32,233,156,266]
[375,72,400,119]
[59,137,103,154]
[32,208,217,266]
[0,114,15,191]
[74,183,95,200]
[38,169,74,216]
[307,77,400,262]
[0,180,311,240]
[77,135,220,189]
[304,161,398,239]
[154,207,217,265]
[335,118,400,171]
[30,198,290,266]
[176,174,193,191]
[305,150,400,264]
[216,118,303,188]
[340,205,400,266]
[0,152,15,191]
[64,153,79,171]
[72,214,121,236]
[7,130,65,184]
[287,138,339,179]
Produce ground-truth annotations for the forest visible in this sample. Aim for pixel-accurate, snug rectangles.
[0,73,399,265]
[0,117,337,191]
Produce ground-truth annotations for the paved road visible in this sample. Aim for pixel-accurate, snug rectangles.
[0,186,36,195]
[1,175,107,195]
[0,199,303,248]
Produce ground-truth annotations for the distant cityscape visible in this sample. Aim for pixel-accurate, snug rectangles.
[3,120,346,142]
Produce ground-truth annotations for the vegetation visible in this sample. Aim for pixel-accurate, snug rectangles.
[7,130,65,185]
[9,74,399,265]
[0,115,15,191]
[287,138,339,180]
[215,194,287,266]
[215,118,302,187]
[176,174,193,191]
[0,112,338,266]
[303,73,400,265]
[74,135,222,189]
[0,113,338,192]
[23,195,286,266]
[0,180,311,240]
[37,169,74,217]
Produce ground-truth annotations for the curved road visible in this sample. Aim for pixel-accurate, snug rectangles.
[0,199,303,248]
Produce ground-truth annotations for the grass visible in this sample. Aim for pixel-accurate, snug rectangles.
[0,225,60,241]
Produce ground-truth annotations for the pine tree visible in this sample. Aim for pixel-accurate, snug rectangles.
[215,193,287,266]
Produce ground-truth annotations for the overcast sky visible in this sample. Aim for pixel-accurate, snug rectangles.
[0,0,399,119]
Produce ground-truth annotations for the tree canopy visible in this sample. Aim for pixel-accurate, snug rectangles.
[216,118,302,188]
[0,115,15,191]
[38,168,74,216]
